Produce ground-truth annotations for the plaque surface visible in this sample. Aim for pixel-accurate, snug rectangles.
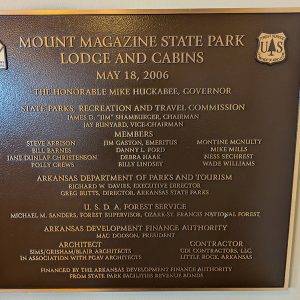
[0,9,300,292]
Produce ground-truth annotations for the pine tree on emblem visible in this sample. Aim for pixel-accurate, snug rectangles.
[268,38,276,56]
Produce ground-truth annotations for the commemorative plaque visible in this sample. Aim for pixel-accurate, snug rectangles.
[0,9,299,292]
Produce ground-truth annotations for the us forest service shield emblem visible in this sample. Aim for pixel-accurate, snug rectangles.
[256,32,287,65]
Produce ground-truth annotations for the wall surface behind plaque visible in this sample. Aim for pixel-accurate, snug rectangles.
[0,1,299,300]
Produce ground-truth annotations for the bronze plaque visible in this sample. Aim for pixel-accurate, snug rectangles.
[0,9,299,292]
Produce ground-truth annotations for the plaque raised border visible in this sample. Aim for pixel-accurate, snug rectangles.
[0,8,299,293]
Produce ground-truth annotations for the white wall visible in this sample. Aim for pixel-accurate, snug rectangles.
[0,1,299,299]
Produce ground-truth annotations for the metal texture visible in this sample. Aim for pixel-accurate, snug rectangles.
[0,9,299,292]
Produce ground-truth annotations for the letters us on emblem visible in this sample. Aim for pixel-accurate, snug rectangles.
[0,40,7,69]
[256,32,287,65]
